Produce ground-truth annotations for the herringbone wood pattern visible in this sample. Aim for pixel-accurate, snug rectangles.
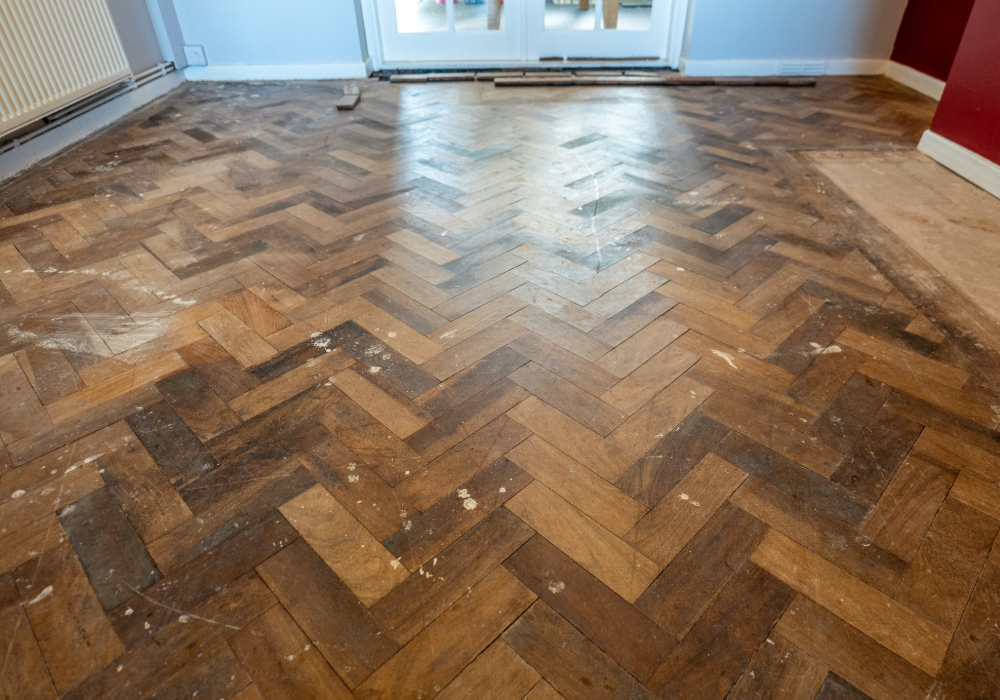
[1,76,998,700]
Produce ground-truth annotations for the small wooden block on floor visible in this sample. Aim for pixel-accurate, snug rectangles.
[337,94,360,110]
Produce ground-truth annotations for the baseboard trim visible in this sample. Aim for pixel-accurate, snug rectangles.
[0,71,186,185]
[884,61,945,100]
[681,58,887,77]
[919,130,1000,200]
[184,62,371,81]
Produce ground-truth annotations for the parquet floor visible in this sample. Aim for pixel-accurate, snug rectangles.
[1,76,999,700]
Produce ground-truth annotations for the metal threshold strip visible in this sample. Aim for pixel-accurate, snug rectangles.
[381,68,817,87]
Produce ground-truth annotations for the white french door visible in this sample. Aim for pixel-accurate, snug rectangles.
[365,0,681,67]
[527,0,671,61]
[372,0,524,63]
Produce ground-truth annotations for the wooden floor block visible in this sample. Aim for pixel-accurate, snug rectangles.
[356,567,535,699]
[752,530,952,676]
[337,94,360,110]
[279,484,410,606]
[507,435,646,536]
[228,605,354,699]
[506,481,659,603]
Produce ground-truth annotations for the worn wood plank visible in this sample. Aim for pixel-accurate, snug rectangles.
[646,561,795,700]
[371,507,534,645]
[751,530,952,676]
[635,502,768,640]
[728,633,828,700]
[893,498,998,631]
[58,487,161,610]
[507,436,645,536]
[331,366,431,439]
[505,534,675,682]
[506,482,658,603]
[12,542,123,693]
[279,484,410,607]
[256,538,398,688]
[356,567,536,700]
[775,595,939,700]
[624,453,747,568]
[437,640,540,700]
[503,601,653,700]
[199,309,277,367]
[228,604,354,699]
[508,396,634,482]
[0,573,59,700]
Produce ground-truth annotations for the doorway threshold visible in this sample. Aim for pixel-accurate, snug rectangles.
[374,58,673,73]
[375,67,818,88]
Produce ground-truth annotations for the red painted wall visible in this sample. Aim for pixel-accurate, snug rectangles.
[930,0,1000,165]
[891,0,976,81]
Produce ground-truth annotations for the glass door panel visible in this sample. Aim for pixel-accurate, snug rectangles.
[369,0,675,65]
[544,0,596,31]
[456,0,506,31]
[376,0,520,63]
[393,0,448,33]
[528,0,669,59]
[608,0,653,30]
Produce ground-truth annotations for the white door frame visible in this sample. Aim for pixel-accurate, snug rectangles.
[358,0,691,70]
[666,0,690,67]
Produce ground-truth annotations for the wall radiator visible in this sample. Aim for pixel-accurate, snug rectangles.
[0,0,132,139]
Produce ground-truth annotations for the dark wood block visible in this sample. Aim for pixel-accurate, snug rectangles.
[256,539,398,688]
[646,561,795,700]
[506,534,675,682]
[503,600,653,700]
[58,487,161,610]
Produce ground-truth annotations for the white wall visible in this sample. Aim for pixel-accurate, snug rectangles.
[106,0,165,72]
[160,0,906,77]
[682,0,909,75]
[146,0,188,68]
[171,0,370,80]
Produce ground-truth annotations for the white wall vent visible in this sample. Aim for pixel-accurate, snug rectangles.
[777,62,826,76]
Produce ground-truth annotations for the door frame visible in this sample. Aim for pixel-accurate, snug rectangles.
[358,0,691,71]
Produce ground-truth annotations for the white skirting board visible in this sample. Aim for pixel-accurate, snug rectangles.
[0,70,186,185]
[919,130,1000,201]
[184,62,372,81]
[680,58,887,77]
[884,61,945,100]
